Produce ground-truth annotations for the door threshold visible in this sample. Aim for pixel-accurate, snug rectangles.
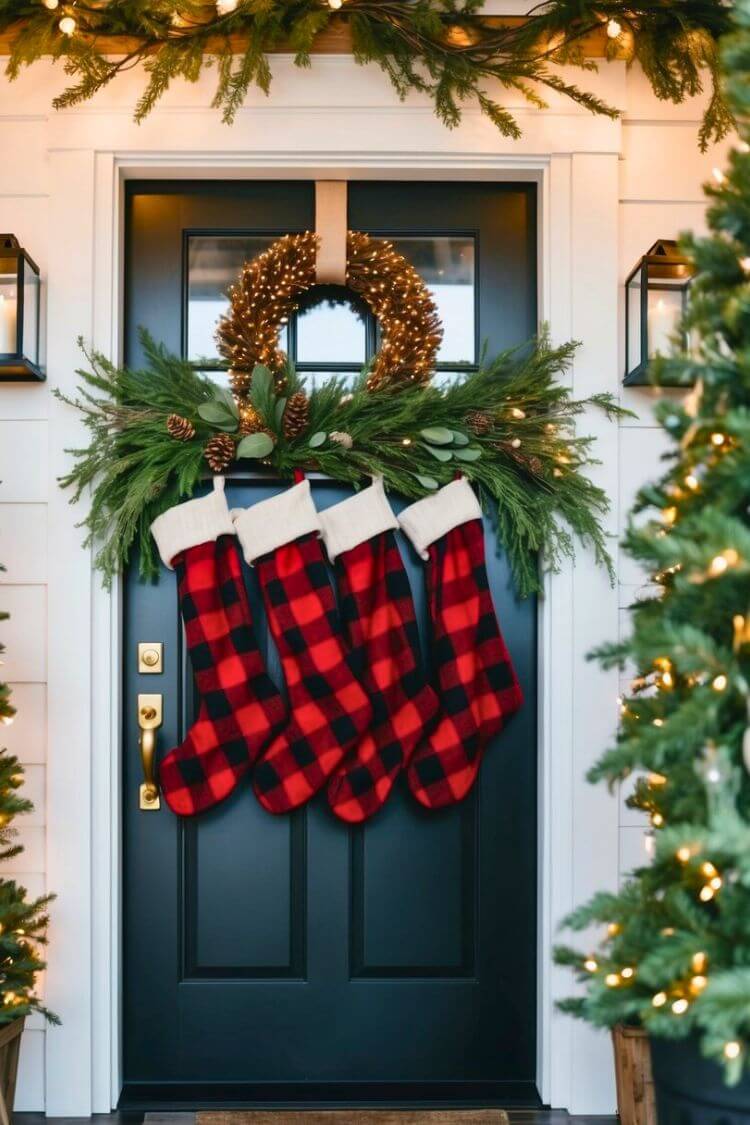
[119,1081,543,1111]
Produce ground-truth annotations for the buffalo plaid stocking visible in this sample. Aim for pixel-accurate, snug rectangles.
[232,481,372,814]
[150,479,286,816]
[398,479,523,809]
[319,479,439,823]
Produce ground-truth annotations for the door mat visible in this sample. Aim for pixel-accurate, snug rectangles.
[198,1112,508,1124]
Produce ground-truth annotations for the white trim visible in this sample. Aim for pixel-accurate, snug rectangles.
[44,140,620,1116]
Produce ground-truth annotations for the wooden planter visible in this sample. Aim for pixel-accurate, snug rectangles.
[0,1018,25,1125]
[612,1024,657,1125]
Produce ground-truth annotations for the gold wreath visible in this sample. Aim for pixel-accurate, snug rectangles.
[216,231,443,396]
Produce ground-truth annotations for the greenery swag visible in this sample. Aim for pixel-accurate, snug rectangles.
[57,328,624,597]
[0,0,734,148]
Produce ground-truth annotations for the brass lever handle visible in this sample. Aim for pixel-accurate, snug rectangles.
[138,693,162,810]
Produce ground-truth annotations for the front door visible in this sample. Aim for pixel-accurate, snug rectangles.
[121,181,538,1108]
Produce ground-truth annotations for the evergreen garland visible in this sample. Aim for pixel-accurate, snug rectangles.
[55,331,625,596]
[0,0,734,148]
[555,0,750,1083]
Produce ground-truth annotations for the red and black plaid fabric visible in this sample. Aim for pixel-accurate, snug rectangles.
[327,531,439,822]
[252,532,373,814]
[406,518,523,809]
[159,536,286,816]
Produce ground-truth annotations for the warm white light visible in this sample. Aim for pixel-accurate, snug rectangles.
[652,991,667,1007]
[621,967,635,979]
[725,1041,742,1060]
[712,674,728,692]
[606,18,622,38]
[328,0,343,7]
[583,958,598,972]
[713,167,726,184]
[58,14,76,34]
[216,0,239,12]
[43,0,59,8]
[672,998,689,1014]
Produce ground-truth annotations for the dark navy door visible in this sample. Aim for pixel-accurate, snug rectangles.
[121,181,538,1107]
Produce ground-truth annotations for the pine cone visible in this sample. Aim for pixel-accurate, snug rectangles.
[239,402,265,435]
[167,413,196,442]
[466,409,493,435]
[283,391,310,441]
[204,433,235,473]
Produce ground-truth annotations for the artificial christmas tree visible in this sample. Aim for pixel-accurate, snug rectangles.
[555,0,750,1105]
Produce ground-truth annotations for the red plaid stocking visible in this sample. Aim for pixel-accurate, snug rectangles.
[232,481,372,814]
[398,479,523,809]
[319,480,439,822]
[150,479,286,816]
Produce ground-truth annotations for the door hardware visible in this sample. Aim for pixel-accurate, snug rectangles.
[138,693,162,811]
[138,642,163,674]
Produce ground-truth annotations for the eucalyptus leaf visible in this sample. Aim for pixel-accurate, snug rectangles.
[453,446,483,462]
[420,443,453,462]
[420,426,454,446]
[451,430,470,446]
[414,474,439,490]
[236,432,275,460]
[212,384,240,418]
[198,401,239,431]
[309,431,327,448]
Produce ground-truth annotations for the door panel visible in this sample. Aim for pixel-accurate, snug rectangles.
[122,182,538,1107]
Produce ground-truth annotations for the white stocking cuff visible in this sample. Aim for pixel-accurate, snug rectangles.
[150,477,235,570]
[232,479,322,564]
[319,478,398,561]
[398,478,482,560]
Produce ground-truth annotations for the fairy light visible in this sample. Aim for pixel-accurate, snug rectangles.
[59,14,76,34]
[328,0,344,8]
[672,997,689,1014]
[648,771,667,786]
[699,884,716,902]
[725,1041,742,1060]
[652,718,664,727]
[711,431,727,447]
[584,957,598,972]
[713,167,726,185]
[676,845,694,863]
[510,407,526,419]
[620,966,635,980]
[607,922,621,937]
[689,974,708,994]
[712,674,728,692]
[651,811,664,828]
[605,973,621,987]
[685,472,700,491]
[652,991,667,1007]
[661,506,678,527]
[606,18,622,38]
[216,0,239,11]
[43,0,59,7]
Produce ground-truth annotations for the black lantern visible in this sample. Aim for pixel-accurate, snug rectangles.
[624,239,693,386]
[0,235,43,382]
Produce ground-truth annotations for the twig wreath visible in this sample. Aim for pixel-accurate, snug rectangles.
[56,232,629,597]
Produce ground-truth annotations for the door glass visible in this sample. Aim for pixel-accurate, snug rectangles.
[296,295,367,365]
[186,235,288,364]
[391,236,476,365]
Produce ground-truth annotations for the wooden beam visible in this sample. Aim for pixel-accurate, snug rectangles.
[0,17,610,58]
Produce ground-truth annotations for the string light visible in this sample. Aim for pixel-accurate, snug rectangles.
[584,957,598,972]
[685,472,700,491]
[43,0,59,7]
[606,18,622,38]
[607,922,621,937]
[605,973,621,987]
[510,407,526,419]
[328,0,344,8]
[712,673,728,692]
[651,811,665,828]
[661,506,678,527]
[711,432,727,447]
[620,966,635,980]
[652,991,667,1007]
[725,1041,742,1060]
[689,974,708,994]
[672,997,689,1014]
[648,771,667,786]
[59,14,76,34]
[216,0,239,11]
[713,168,726,185]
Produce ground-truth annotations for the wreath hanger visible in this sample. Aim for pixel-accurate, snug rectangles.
[315,180,348,286]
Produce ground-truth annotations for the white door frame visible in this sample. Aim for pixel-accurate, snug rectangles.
[44,140,621,1117]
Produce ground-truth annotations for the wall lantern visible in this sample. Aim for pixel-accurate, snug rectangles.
[0,235,43,382]
[624,239,694,386]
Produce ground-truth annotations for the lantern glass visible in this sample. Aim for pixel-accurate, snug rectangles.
[624,240,693,386]
[0,235,43,381]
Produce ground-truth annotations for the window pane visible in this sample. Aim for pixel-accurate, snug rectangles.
[0,258,18,355]
[22,265,39,365]
[296,296,367,365]
[391,237,475,364]
[187,235,288,363]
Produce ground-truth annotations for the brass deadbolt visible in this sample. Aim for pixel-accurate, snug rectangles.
[138,642,164,674]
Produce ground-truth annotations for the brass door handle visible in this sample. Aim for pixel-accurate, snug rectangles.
[138,693,162,810]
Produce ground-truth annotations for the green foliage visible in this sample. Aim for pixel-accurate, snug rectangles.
[55,330,626,597]
[0,582,57,1026]
[554,0,750,1084]
[0,0,733,147]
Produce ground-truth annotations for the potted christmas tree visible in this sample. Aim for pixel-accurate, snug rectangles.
[555,2,750,1121]
[0,566,57,1121]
